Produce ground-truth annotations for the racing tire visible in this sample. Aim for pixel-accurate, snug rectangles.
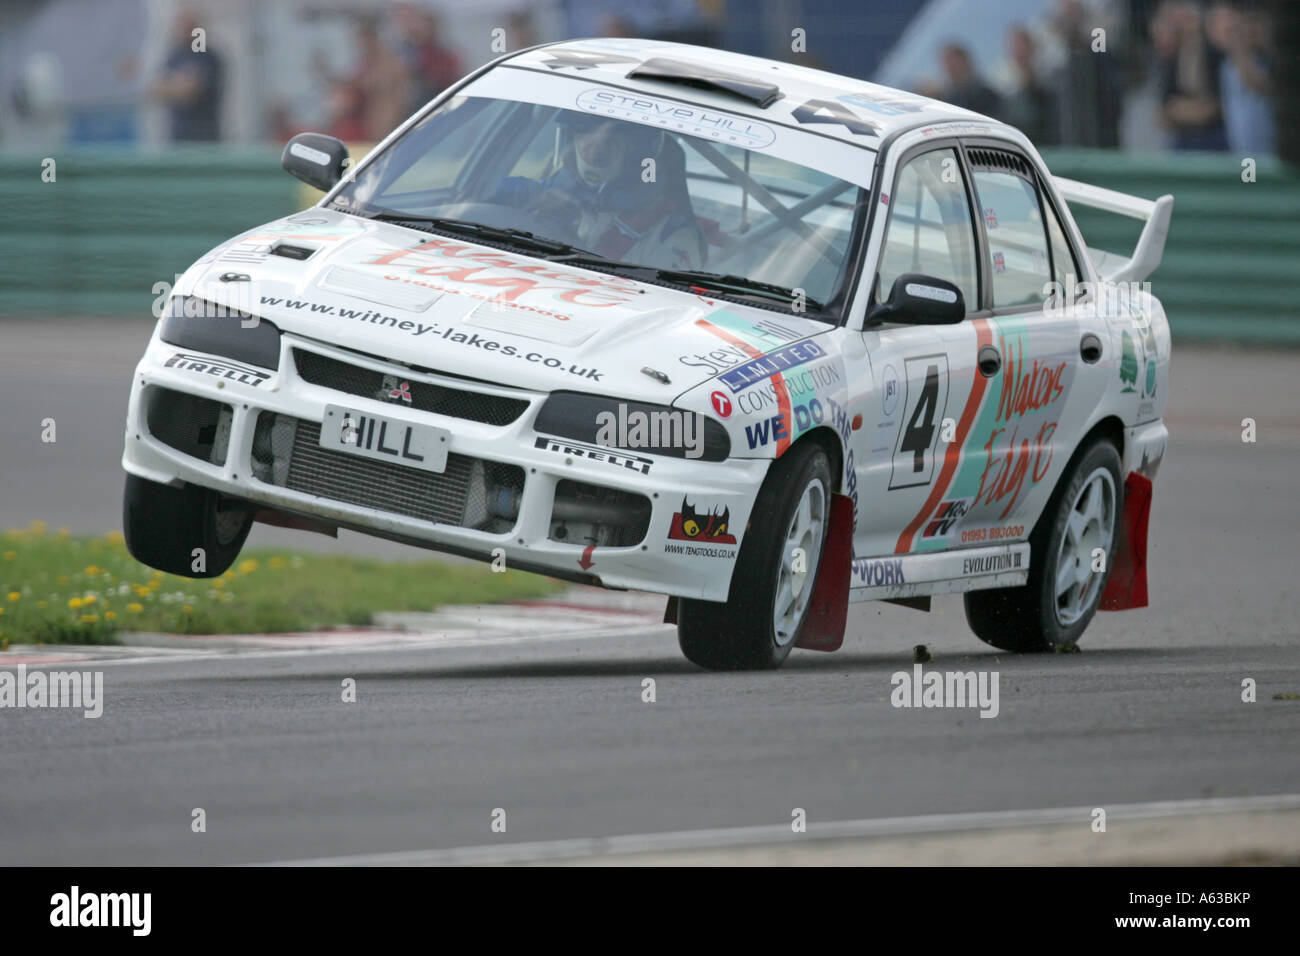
[677,443,832,670]
[123,474,253,579]
[964,438,1122,652]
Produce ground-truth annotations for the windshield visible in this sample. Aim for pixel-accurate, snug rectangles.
[330,94,870,317]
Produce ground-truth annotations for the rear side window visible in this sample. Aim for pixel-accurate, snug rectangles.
[971,169,1051,309]
[1043,193,1082,300]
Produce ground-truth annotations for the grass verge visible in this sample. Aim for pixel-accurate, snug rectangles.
[0,522,564,646]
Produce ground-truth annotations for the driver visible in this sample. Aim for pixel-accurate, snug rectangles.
[493,112,705,270]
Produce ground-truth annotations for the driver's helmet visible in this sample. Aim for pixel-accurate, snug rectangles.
[557,111,665,194]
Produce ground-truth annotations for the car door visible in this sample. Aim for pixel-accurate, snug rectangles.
[934,142,1108,550]
[852,144,988,560]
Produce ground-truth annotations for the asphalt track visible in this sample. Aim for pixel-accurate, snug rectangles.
[0,318,1298,865]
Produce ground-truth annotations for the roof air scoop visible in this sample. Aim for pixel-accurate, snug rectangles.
[625,58,782,108]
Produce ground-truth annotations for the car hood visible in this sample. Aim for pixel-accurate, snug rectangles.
[177,209,835,402]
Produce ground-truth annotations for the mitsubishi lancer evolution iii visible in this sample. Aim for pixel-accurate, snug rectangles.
[123,38,1171,669]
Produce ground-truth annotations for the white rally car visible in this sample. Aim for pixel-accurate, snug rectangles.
[122,38,1171,669]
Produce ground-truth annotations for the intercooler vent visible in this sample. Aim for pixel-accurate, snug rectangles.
[548,479,652,548]
[145,387,232,466]
[251,413,523,532]
[292,349,528,426]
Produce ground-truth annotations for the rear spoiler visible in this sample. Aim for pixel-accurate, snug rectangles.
[1053,176,1174,284]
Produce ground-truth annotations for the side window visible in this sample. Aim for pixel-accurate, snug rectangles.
[877,148,978,310]
[1043,193,1082,300]
[971,169,1051,308]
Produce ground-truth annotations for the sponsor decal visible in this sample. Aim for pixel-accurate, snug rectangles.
[961,552,1023,575]
[710,390,732,418]
[668,497,736,544]
[960,524,1024,544]
[984,207,998,229]
[663,542,736,560]
[678,315,801,375]
[745,398,826,449]
[992,252,1006,273]
[694,314,797,456]
[719,340,827,393]
[164,352,270,388]
[257,295,602,381]
[790,97,880,138]
[881,363,900,415]
[367,236,642,309]
[575,88,777,149]
[852,557,905,587]
[736,361,840,416]
[837,92,925,117]
[922,497,972,539]
[534,436,652,475]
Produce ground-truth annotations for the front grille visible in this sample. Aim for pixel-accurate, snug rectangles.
[251,414,523,532]
[292,348,528,426]
[146,387,232,465]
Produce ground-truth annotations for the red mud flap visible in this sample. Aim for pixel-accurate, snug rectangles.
[795,492,855,651]
[1101,472,1152,611]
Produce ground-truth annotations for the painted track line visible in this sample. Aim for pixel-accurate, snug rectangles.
[259,793,1300,866]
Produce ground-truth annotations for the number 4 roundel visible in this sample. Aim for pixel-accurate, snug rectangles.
[889,354,950,490]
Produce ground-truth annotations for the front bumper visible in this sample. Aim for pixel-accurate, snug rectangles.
[122,326,769,600]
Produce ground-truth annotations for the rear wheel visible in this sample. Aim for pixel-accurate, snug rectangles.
[677,443,831,670]
[964,439,1121,652]
[123,474,253,578]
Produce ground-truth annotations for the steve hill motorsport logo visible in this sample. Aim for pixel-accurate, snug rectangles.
[665,496,738,556]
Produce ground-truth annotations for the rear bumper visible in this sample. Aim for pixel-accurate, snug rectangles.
[121,326,769,600]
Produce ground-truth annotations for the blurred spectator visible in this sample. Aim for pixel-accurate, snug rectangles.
[1049,0,1122,147]
[327,19,410,143]
[1153,0,1228,150]
[940,45,1001,117]
[149,9,223,142]
[999,26,1056,145]
[393,3,462,113]
[1207,2,1275,155]
[507,9,541,51]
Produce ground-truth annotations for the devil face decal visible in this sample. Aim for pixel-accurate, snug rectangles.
[669,497,737,544]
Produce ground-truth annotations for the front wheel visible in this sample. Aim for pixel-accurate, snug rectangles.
[123,474,253,578]
[964,439,1121,652]
[677,443,831,670]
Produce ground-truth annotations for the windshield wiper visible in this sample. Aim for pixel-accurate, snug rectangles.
[550,254,826,312]
[364,211,597,258]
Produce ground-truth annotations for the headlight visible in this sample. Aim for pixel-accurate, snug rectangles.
[160,296,282,371]
[535,391,730,462]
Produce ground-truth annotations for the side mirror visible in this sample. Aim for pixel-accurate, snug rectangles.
[280,133,350,192]
[866,273,966,326]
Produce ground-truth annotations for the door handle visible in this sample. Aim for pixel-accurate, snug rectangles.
[1080,333,1103,364]
[977,344,1001,378]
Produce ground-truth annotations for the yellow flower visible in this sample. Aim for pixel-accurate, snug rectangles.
[238,559,259,575]
[105,611,117,621]
[81,594,97,605]
[127,603,144,613]
[79,614,98,624]
[268,556,287,570]
[182,604,194,614]
[36,600,47,609]
[6,592,19,602]
[2,550,15,561]
[56,575,69,585]
[28,520,47,535]
[67,597,83,610]
[84,565,100,576]
[103,530,124,544]
[212,579,225,590]
[57,526,70,537]
[133,584,150,597]
[0,607,4,616]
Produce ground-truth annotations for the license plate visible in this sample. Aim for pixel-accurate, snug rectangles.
[319,405,449,473]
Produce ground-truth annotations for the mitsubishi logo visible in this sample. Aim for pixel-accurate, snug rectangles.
[380,375,413,404]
